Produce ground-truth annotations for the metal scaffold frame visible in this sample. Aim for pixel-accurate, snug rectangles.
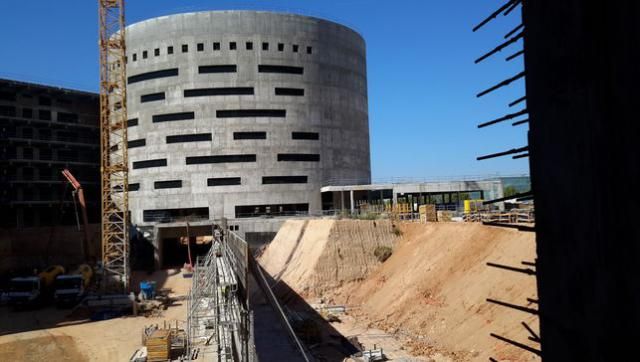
[187,231,253,361]
[98,0,129,291]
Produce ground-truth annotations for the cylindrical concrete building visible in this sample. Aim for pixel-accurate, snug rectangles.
[125,11,370,226]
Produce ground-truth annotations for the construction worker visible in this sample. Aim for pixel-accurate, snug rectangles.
[213,225,222,243]
[213,225,222,257]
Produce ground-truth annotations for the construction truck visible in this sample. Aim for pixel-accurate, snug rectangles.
[8,265,65,306]
[54,264,93,306]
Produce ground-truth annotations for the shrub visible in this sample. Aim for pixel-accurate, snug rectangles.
[392,226,403,236]
[357,212,378,220]
[374,246,393,262]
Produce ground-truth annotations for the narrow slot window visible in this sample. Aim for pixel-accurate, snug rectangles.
[127,139,146,148]
[154,180,182,189]
[258,65,304,74]
[216,109,286,118]
[128,68,179,84]
[292,132,319,140]
[275,87,304,96]
[208,177,241,186]
[262,176,308,184]
[133,159,167,169]
[166,133,212,143]
[152,112,195,123]
[140,92,165,103]
[185,154,256,165]
[198,65,237,74]
[233,132,266,140]
[184,87,253,97]
[277,153,320,162]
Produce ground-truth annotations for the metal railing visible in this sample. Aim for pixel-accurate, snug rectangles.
[141,214,210,224]
[322,173,530,186]
[463,209,535,223]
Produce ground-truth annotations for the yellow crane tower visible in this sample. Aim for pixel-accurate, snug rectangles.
[98,0,129,291]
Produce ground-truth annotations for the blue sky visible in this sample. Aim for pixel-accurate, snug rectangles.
[0,0,528,179]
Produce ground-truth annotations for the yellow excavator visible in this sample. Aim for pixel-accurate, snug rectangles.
[8,265,65,307]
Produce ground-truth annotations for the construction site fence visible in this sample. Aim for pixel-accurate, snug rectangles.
[462,209,535,224]
[320,207,535,224]
[135,207,533,225]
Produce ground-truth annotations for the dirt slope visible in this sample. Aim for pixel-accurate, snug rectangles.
[258,219,398,298]
[259,220,539,362]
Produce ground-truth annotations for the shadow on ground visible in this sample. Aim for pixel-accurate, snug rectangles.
[0,268,179,336]
[250,260,360,362]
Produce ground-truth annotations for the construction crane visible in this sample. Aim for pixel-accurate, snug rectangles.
[61,169,91,262]
[98,0,129,291]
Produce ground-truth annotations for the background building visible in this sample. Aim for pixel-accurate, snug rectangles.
[0,78,101,271]
[0,78,100,229]
[125,11,371,232]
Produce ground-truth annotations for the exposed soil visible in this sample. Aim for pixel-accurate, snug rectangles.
[0,269,189,361]
[0,335,86,362]
[259,219,398,297]
[258,220,539,362]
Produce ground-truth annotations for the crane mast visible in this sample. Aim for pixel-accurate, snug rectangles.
[98,0,129,291]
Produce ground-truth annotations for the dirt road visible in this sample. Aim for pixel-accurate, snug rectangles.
[0,269,189,361]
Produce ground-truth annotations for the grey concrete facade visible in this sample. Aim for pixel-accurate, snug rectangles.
[125,11,370,226]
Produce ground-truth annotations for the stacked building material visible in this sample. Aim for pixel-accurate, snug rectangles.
[419,204,437,222]
[145,329,170,361]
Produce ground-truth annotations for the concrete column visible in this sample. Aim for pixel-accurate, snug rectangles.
[349,190,355,214]
[340,191,345,211]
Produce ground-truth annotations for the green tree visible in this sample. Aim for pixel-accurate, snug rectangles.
[458,192,471,201]
[504,186,519,198]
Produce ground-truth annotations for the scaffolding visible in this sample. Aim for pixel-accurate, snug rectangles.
[187,231,252,361]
